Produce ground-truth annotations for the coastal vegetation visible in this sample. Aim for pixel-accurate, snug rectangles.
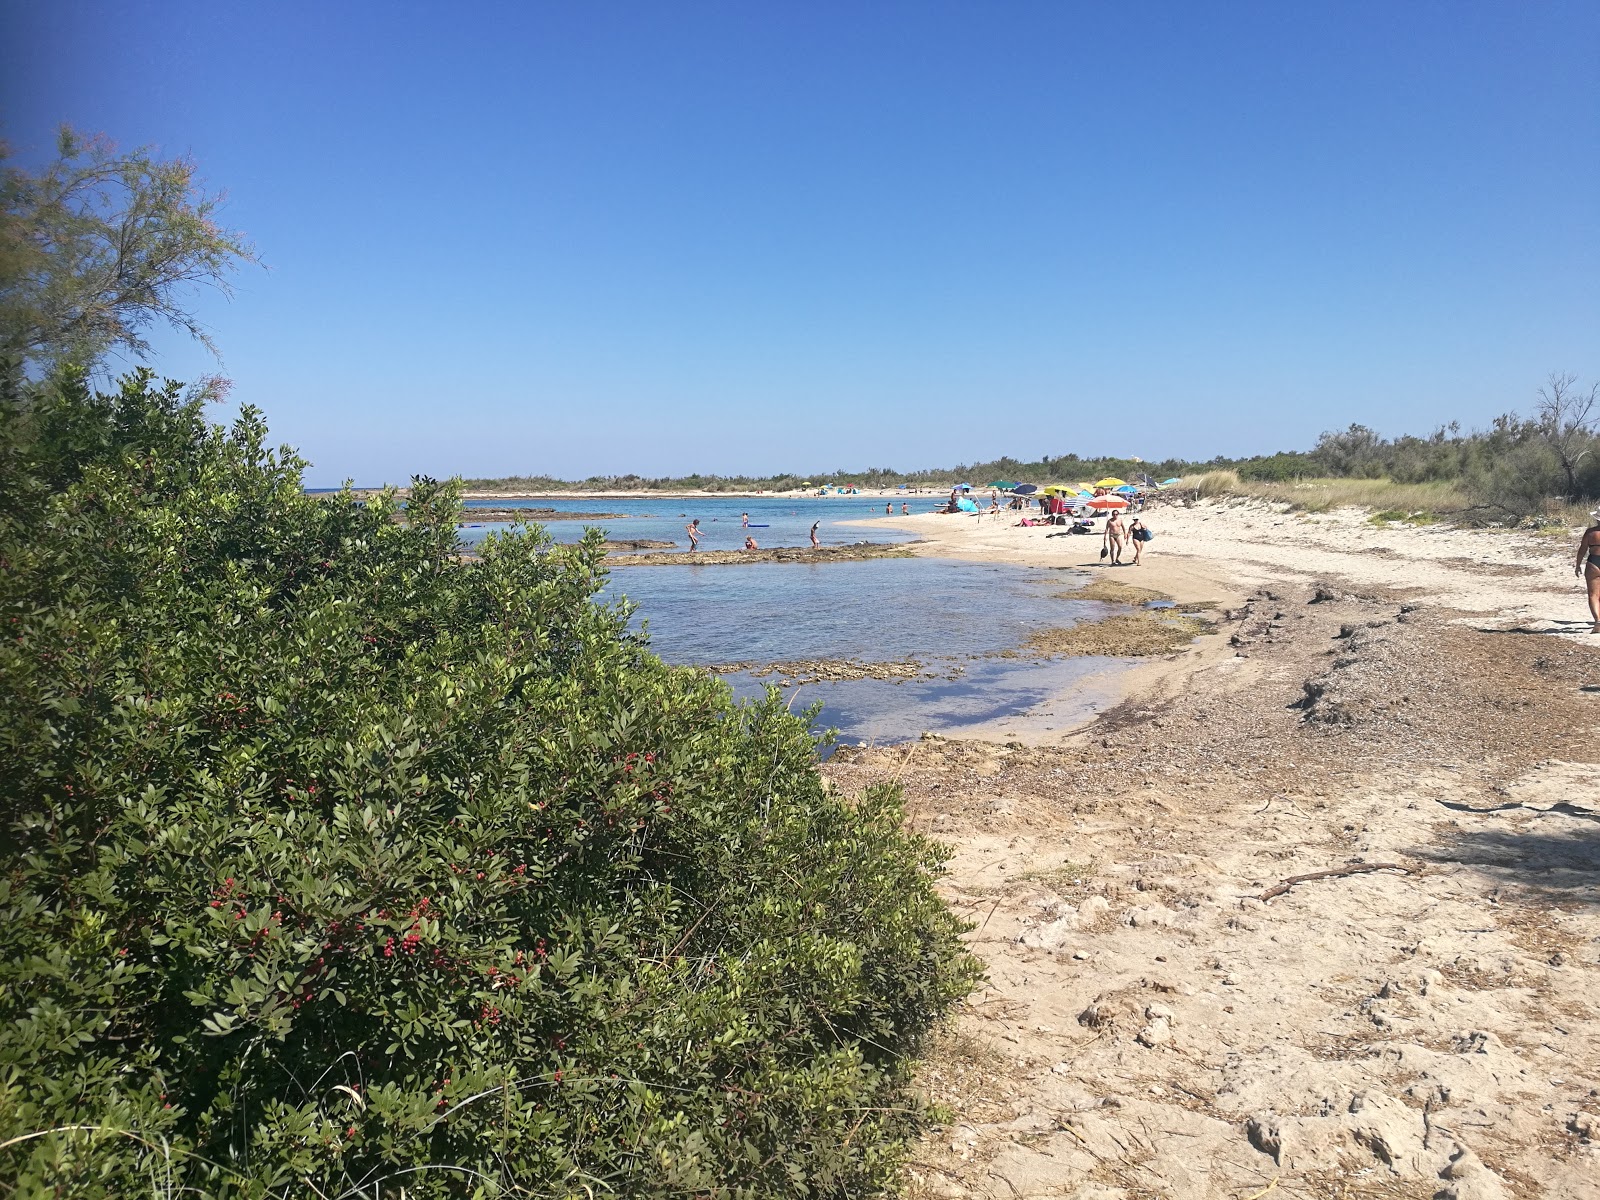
[468,375,1600,526]
[1,127,258,377]
[0,368,978,1197]
[0,133,979,1197]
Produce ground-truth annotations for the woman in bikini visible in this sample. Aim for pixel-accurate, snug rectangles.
[1126,516,1149,566]
[685,518,702,551]
[1575,512,1600,633]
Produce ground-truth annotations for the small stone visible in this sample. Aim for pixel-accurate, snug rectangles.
[1135,1016,1172,1047]
[1145,1003,1175,1022]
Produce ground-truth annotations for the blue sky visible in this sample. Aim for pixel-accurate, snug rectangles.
[5,1,1596,485]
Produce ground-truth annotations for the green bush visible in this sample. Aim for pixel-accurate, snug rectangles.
[0,370,978,1198]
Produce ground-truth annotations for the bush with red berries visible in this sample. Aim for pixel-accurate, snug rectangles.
[0,369,978,1197]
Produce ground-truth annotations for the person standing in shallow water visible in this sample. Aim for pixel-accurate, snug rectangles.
[742,512,750,527]
[685,518,701,552]
[809,521,820,547]
[1576,510,1600,632]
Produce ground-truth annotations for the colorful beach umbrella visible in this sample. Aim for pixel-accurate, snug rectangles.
[1041,485,1075,496]
[986,480,1017,490]
[1114,484,1139,494]
[1087,495,1129,510]
[1094,477,1127,488]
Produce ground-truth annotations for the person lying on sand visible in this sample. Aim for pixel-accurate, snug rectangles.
[1576,510,1600,632]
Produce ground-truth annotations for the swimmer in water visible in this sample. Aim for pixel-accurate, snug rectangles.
[902,502,909,515]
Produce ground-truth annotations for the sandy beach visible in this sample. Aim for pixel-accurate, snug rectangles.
[824,500,1600,1198]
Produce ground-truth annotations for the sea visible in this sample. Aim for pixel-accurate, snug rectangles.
[448,495,1137,747]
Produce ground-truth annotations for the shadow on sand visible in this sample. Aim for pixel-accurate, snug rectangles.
[1417,805,1600,906]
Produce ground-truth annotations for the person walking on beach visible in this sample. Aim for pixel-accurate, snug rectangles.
[1103,511,1127,565]
[1576,510,1600,632]
[685,518,702,552]
[810,521,821,548]
[1127,516,1150,566]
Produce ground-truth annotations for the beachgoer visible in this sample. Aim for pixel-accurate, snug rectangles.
[1576,511,1600,632]
[685,518,701,551]
[901,502,909,515]
[744,535,759,551]
[1103,511,1127,565]
[886,502,893,515]
[987,495,1001,513]
[1127,516,1150,566]
[810,520,820,547]
[742,512,750,527]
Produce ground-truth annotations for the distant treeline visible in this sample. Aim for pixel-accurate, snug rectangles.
[465,375,1599,517]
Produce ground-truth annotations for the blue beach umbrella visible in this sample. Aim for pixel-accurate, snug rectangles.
[1012,483,1038,494]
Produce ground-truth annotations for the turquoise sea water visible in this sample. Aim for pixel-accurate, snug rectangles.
[455,493,938,551]
[447,495,1134,746]
[604,556,1133,746]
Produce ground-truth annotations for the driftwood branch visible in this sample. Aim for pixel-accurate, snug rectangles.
[1256,862,1411,902]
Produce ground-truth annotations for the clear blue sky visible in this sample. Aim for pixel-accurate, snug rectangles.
[6,1,1597,485]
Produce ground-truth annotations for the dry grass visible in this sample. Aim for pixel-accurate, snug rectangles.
[1176,474,1472,516]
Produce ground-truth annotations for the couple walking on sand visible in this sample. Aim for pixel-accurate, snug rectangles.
[1101,511,1151,566]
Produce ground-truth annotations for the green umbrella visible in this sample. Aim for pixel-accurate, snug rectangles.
[986,480,1018,490]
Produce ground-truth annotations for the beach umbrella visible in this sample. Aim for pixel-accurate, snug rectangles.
[955,497,980,512]
[1114,484,1140,494]
[1041,485,1075,496]
[986,480,1017,490]
[1094,476,1127,488]
[1160,477,1180,487]
[1012,483,1038,494]
[1087,495,1129,510]
[955,482,972,489]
